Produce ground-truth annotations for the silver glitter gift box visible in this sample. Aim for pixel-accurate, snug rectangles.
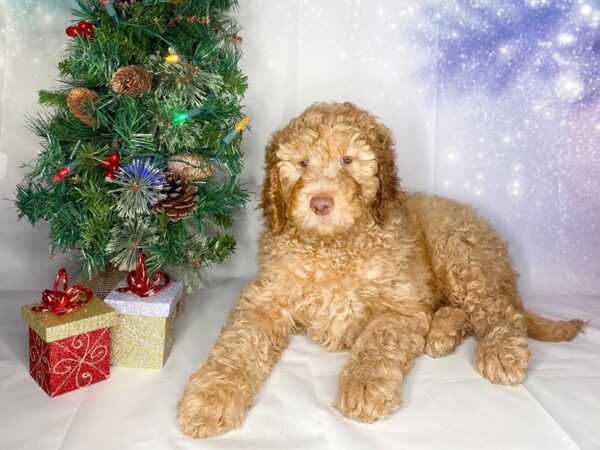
[104,280,183,369]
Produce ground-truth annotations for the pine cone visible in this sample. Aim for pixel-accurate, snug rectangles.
[113,0,138,9]
[154,172,199,222]
[110,65,153,97]
[167,153,214,181]
[67,87,99,127]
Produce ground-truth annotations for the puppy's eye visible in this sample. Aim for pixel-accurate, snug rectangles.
[341,155,353,165]
[299,159,309,168]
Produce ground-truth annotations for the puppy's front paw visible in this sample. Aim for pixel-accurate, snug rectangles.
[474,334,530,386]
[334,364,401,423]
[424,329,460,358]
[177,367,248,439]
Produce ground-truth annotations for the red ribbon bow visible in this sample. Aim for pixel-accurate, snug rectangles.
[32,268,93,315]
[117,253,170,297]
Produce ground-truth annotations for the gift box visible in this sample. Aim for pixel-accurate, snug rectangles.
[104,255,183,369]
[21,278,115,397]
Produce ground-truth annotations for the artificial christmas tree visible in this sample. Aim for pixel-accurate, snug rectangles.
[15,0,248,289]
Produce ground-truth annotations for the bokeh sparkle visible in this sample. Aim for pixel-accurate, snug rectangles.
[417,0,600,292]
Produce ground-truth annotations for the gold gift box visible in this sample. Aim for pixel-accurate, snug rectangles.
[104,281,183,369]
[21,297,115,343]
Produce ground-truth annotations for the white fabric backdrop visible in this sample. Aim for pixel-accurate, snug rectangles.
[0,1,599,449]
[1,0,598,295]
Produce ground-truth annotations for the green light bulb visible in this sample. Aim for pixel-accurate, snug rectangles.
[174,112,189,123]
[173,107,203,125]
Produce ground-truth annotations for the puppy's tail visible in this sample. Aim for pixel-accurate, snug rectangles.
[525,310,585,342]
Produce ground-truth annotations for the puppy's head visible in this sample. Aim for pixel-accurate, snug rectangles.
[260,102,403,238]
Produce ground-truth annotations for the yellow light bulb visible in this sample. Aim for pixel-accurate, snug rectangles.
[165,54,180,64]
[234,116,250,132]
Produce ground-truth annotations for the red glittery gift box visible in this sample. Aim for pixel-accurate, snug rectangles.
[22,297,115,397]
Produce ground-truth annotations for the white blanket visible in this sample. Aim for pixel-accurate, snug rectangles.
[1,279,598,450]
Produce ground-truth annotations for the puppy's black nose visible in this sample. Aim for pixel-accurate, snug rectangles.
[310,196,335,216]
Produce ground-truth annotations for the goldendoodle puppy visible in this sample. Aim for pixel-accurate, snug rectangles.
[178,102,583,438]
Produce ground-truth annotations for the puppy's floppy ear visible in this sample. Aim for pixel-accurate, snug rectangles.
[259,132,287,235]
[366,120,405,225]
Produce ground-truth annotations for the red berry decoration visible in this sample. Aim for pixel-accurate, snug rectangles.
[78,21,93,32]
[65,26,79,37]
[66,21,94,39]
[101,151,121,181]
[108,152,120,165]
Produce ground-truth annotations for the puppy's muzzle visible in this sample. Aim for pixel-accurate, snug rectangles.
[310,196,335,216]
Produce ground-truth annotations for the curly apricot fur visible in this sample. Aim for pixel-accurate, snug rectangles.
[178,102,583,438]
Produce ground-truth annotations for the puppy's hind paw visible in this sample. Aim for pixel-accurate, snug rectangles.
[474,335,530,386]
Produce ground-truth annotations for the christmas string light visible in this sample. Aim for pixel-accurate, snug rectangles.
[164,47,181,64]
[165,54,180,64]
[52,161,77,182]
[99,0,119,23]
[223,116,250,144]
[173,107,203,124]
